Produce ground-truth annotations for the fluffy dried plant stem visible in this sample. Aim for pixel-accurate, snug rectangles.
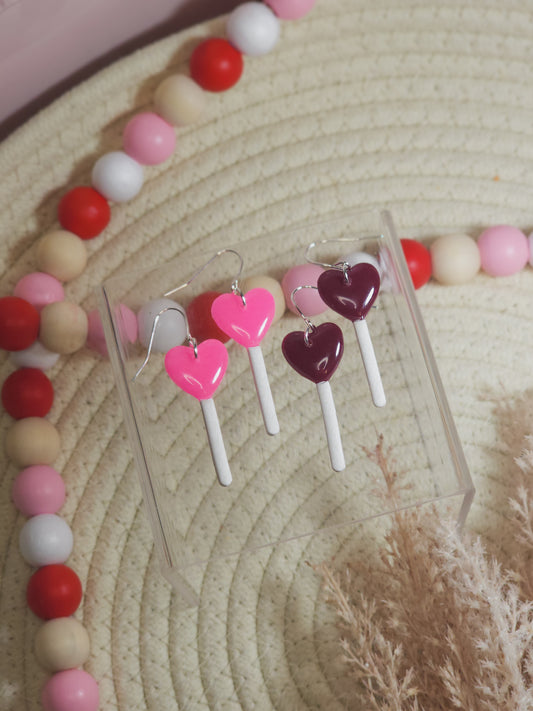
[319,435,533,711]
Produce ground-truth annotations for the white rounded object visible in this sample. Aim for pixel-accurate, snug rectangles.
[226,2,280,56]
[10,340,60,370]
[19,513,73,567]
[137,298,187,353]
[430,233,481,285]
[343,250,381,273]
[91,151,144,203]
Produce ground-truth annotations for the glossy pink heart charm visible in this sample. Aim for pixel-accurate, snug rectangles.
[211,288,275,347]
[317,263,380,321]
[164,339,228,400]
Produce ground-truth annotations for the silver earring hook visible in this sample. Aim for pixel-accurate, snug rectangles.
[290,285,318,345]
[306,237,385,282]
[164,248,245,304]
[132,306,196,382]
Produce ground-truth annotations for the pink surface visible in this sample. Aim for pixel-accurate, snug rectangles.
[12,465,66,516]
[0,0,241,139]
[264,0,316,20]
[477,225,530,277]
[41,668,99,711]
[165,339,229,400]
[122,112,176,165]
[281,263,327,316]
[211,288,275,347]
[13,272,64,311]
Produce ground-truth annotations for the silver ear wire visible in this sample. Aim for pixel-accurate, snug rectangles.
[164,248,245,300]
[132,306,194,382]
[305,239,353,271]
[306,237,384,282]
[290,285,318,345]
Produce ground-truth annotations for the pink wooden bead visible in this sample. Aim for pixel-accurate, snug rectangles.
[281,263,327,315]
[123,112,176,165]
[86,304,137,357]
[264,0,316,20]
[477,225,530,277]
[12,465,65,516]
[42,669,99,711]
[14,273,64,311]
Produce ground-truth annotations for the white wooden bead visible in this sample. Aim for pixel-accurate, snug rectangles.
[226,2,280,56]
[11,340,60,371]
[40,301,88,354]
[344,250,381,273]
[154,75,207,126]
[36,230,88,282]
[19,513,73,567]
[35,617,91,672]
[137,298,187,352]
[92,151,144,203]
[430,233,481,285]
[5,417,61,467]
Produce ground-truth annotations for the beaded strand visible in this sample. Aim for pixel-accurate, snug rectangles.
[0,3,316,711]
[400,225,533,290]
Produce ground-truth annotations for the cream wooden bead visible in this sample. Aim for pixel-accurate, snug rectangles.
[35,617,91,672]
[241,274,286,324]
[5,417,60,467]
[40,302,88,354]
[154,74,207,126]
[36,230,88,282]
[430,233,481,285]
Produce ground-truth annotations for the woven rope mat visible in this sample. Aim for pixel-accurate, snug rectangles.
[2,1,533,709]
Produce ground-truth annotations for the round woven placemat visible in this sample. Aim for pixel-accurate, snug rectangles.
[2,2,533,709]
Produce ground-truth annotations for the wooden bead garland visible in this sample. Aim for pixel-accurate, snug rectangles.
[0,4,316,710]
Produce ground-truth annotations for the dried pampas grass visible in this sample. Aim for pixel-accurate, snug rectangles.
[319,435,533,710]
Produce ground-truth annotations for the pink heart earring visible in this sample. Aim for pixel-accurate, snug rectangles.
[306,242,386,408]
[133,305,232,487]
[211,285,279,436]
[281,286,345,472]
[165,249,280,436]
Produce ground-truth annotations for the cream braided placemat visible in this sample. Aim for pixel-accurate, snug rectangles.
[2,1,533,709]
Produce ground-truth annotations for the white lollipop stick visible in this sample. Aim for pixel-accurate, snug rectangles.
[316,381,345,472]
[200,398,232,487]
[353,319,386,407]
[248,345,280,436]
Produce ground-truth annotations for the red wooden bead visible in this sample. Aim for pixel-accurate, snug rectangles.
[0,296,40,351]
[27,564,83,620]
[2,367,54,419]
[400,238,432,289]
[186,291,230,344]
[190,38,244,92]
[57,186,111,240]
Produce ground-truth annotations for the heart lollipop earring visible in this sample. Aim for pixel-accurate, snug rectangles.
[165,249,279,436]
[306,242,386,408]
[281,286,345,472]
[133,306,232,487]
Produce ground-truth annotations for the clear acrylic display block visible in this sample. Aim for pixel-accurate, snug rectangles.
[98,209,474,606]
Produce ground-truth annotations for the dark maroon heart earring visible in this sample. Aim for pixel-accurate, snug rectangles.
[306,243,386,408]
[281,286,345,472]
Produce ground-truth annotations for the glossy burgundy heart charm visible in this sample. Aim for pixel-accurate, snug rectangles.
[317,263,380,321]
[282,322,344,384]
